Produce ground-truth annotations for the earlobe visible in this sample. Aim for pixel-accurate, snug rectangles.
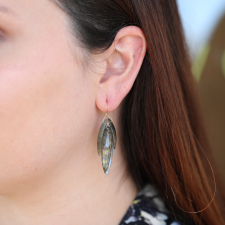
[96,26,147,114]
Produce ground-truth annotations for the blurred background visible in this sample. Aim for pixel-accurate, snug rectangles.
[177,0,225,184]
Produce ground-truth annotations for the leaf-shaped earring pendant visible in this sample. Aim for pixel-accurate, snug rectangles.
[97,101,117,175]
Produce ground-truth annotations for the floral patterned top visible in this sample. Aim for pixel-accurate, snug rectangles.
[118,183,192,225]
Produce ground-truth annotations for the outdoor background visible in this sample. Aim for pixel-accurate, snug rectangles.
[177,0,225,184]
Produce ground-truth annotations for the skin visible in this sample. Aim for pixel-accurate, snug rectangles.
[0,0,147,224]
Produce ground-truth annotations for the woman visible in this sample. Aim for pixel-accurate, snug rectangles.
[0,0,224,224]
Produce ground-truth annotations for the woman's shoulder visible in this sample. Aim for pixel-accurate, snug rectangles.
[118,183,188,225]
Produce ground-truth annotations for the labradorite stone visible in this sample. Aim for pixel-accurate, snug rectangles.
[97,117,117,174]
[97,118,109,156]
[101,126,113,173]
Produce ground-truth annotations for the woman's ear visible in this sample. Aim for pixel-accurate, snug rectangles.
[95,26,147,113]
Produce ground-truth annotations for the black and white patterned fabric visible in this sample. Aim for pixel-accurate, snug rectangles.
[118,183,185,225]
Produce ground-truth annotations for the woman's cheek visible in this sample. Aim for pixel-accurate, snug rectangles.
[0,56,74,189]
[0,20,91,192]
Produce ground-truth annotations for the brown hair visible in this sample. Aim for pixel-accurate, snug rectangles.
[52,0,225,224]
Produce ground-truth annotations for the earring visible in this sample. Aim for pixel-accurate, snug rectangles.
[97,99,117,175]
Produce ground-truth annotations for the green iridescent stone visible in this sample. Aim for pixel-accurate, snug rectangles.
[97,117,117,174]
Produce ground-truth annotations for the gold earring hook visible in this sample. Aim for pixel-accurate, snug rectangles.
[102,99,113,122]
[106,100,108,116]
